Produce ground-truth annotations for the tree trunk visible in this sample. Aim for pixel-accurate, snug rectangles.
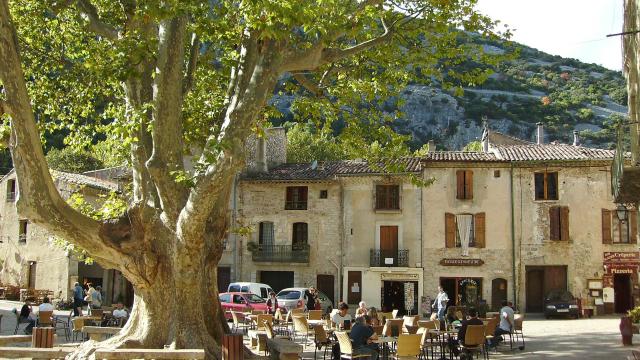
[67,229,233,360]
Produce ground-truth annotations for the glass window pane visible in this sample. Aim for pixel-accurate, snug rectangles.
[534,173,545,200]
[547,172,558,200]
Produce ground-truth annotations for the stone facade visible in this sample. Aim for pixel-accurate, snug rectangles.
[0,170,131,305]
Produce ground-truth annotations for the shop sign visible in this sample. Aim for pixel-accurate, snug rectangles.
[603,252,640,264]
[381,273,419,281]
[610,266,638,274]
[439,258,484,266]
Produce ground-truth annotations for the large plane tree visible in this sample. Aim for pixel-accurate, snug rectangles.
[0,0,508,357]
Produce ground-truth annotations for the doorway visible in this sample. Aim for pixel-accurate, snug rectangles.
[614,274,633,313]
[260,271,294,293]
[439,277,483,308]
[217,267,231,294]
[526,269,544,312]
[491,278,508,311]
[27,261,36,289]
[380,226,399,266]
[316,274,335,304]
[382,281,418,316]
[525,265,567,312]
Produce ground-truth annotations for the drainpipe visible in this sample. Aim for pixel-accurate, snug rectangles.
[510,162,517,307]
[339,179,345,302]
[232,174,239,282]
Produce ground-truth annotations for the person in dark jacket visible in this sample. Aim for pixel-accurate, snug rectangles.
[18,302,36,334]
[266,291,278,315]
[449,307,483,357]
[73,282,84,316]
[304,287,317,311]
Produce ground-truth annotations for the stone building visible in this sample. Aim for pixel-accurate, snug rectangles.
[0,169,133,305]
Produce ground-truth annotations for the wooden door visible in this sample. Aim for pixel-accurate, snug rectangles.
[491,278,508,311]
[217,267,231,294]
[615,274,633,313]
[347,271,362,304]
[526,269,544,312]
[380,226,399,265]
[27,262,37,289]
[316,274,335,304]
[543,266,567,294]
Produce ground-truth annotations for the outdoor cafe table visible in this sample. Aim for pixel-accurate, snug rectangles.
[428,329,458,360]
[373,336,397,360]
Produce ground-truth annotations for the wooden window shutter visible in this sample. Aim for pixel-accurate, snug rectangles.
[560,206,570,241]
[630,210,638,244]
[601,209,612,244]
[445,213,456,248]
[465,170,474,199]
[549,207,560,241]
[456,171,465,199]
[474,212,485,248]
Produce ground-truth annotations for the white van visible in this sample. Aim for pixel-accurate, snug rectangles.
[227,282,274,299]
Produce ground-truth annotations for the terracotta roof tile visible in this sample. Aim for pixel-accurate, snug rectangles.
[51,170,119,192]
[492,144,615,161]
[422,151,501,162]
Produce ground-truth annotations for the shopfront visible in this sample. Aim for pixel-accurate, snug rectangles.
[440,277,483,308]
[603,252,639,314]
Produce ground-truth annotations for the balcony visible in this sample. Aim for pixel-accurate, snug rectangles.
[252,244,310,263]
[370,249,409,267]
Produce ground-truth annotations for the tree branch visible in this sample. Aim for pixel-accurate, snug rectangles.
[183,34,200,96]
[0,0,127,267]
[321,17,393,64]
[146,15,189,224]
[75,0,119,40]
[293,73,323,97]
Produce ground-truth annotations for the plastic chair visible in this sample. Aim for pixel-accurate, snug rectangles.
[71,318,85,342]
[308,310,323,320]
[231,311,249,334]
[293,315,314,343]
[38,311,54,327]
[256,314,273,331]
[335,331,370,360]
[393,334,422,360]
[383,319,404,337]
[511,314,525,350]
[461,325,488,360]
[313,324,336,360]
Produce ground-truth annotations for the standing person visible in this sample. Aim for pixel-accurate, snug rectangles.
[432,285,449,326]
[266,291,278,315]
[304,287,317,311]
[349,315,379,360]
[73,282,84,316]
[355,301,368,318]
[91,285,103,310]
[491,300,514,348]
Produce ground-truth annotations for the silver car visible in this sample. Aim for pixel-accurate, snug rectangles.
[276,287,333,313]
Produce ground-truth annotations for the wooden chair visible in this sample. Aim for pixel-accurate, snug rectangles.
[393,334,422,360]
[383,319,404,337]
[308,310,323,320]
[313,324,336,360]
[335,331,369,360]
[292,315,314,343]
[460,325,488,360]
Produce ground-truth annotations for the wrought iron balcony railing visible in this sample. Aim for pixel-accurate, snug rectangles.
[370,249,409,267]
[252,243,310,263]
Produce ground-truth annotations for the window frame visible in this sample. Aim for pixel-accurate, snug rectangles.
[292,222,308,249]
[375,184,401,211]
[18,219,28,243]
[454,213,476,248]
[6,179,16,202]
[456,170,473,200]
[258,221,275,246]
[285,186,308,210]
[534,171,559,201]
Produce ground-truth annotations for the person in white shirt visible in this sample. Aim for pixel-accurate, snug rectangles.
[432,285,449,324]
[491,300,514,347]
[355,301,368,318]
[112,302,128,318]
[331,302,352,329]
[38,297,54,312]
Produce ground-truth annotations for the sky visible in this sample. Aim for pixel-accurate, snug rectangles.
[475,0,624,71]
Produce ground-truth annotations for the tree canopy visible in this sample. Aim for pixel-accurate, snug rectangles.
[0,0,509,357]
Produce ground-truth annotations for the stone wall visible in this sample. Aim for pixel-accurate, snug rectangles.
[244,127,287,172]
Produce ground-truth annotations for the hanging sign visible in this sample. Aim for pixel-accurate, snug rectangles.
[439,258,484,266]
[603,252,640,264]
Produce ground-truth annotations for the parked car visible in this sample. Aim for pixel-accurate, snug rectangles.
[219,292,268,319]
[544,290,579,319]
[276,287,333,313]
[227,282,274,300]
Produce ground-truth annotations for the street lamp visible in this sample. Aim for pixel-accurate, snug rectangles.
[617,204,629,222]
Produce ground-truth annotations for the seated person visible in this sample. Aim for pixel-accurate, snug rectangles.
[39,297,54,312]
[355,301,368,318]
[349,315,379,360]
[331,302,352,329]
[491,300,514,348]
[112,302,128,318]
[367,307,381,327]
[18,302,36,335]
[449,307,483,357]
[445,307,460,328]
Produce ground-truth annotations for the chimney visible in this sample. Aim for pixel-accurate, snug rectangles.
[481,120,489,153]
[255,137,267,172]
[573,130,579,146]
[428,140,435,153]
[536,122,544,145]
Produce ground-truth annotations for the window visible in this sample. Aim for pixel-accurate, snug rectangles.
[535,172,558,200]
[6,179,16,202]
[285,186,308,210]
[444,213,485,248]
[292,222,308,250]
[456,170,473,200]
[549,206,569,241]
[219,294,231,303]
[602,209,637,244]
[319,190,328,199]
[260,287,268,299]
[494,170,501,178]
[258,222,274,246]
[233,295,246,304]
[375,184,400,210]
[18,220,28,243]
